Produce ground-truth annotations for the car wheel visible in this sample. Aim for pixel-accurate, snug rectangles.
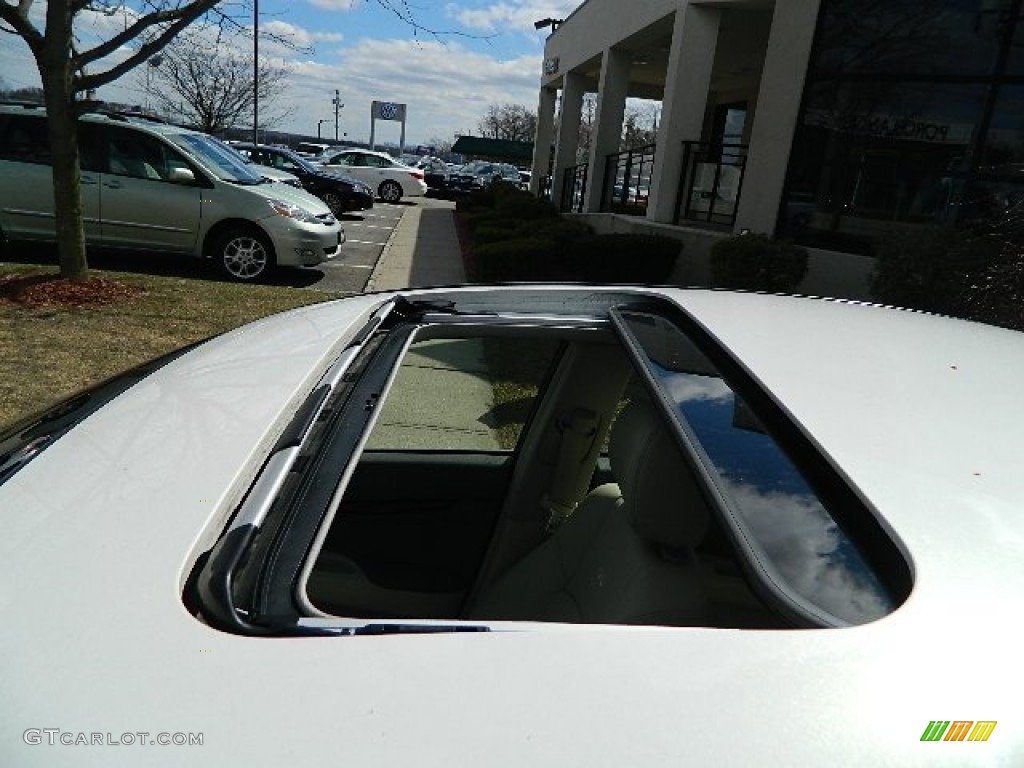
[214,227,274,282]
[323,191,346,217]
[378,180,403,203]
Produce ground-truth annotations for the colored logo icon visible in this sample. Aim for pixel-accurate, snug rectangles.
[921,721,997,742]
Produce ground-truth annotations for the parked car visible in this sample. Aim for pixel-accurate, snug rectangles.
[414,156,451,191]
[447,161,524,193]
[316,148,428,203]
[1,286,1020,766]
[231,142,374,216]
[206,136,304,189]
[0,105,343,282]
[294,141,333,158]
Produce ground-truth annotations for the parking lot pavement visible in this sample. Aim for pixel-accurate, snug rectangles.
[302,203,407,294]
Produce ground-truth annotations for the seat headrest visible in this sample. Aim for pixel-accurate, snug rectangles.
[608,401,709,549]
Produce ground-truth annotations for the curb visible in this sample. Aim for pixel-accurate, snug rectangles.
[363,205,411,293]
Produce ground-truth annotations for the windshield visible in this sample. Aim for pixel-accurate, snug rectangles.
[276,148,317,174]
[169,133,265,185]
[207,136,256,166]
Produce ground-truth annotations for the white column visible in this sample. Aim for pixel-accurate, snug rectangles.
[583,47,631,213]
[531,86,558,195]
[551,72,586,207]
[646,4,721,223]
[734,0,822,234]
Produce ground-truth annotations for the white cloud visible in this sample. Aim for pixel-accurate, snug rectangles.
[2,9,548,146]
[446,0,579,33]
[278,38,542,143]
[308,0,360,10]
[725,479,892,624]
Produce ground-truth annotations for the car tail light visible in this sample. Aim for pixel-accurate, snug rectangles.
[409,169,425,181]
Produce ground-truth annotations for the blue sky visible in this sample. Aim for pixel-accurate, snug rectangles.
[0,0,580,145]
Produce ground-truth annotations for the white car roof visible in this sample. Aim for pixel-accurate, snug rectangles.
[1,287,1020,766]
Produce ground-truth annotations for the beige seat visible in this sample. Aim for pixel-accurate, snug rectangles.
[468,401,710,625]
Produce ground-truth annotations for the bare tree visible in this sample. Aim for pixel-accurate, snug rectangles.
[426,135,456,158]
[141,31,288,134]
[0,0,239,279]
[0,0,472,281]
[478,103,537,143]
[621,105,657,150]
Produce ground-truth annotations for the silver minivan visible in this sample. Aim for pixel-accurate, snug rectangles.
[0,105,345,281]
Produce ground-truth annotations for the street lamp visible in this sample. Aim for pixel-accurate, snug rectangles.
[533,18,563,31]
[332,90,344,141]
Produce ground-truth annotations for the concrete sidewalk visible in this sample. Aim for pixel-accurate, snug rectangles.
[364,198,466,292]
[362,198,498,449]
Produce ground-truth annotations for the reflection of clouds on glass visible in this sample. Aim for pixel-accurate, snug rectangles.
[663,373,732,406]
[724,479,891,625]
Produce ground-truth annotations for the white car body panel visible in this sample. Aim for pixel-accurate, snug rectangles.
[316,148,428,200]
[1,288,1021,766]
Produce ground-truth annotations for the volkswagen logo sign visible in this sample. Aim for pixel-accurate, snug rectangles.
[380,102,399,120]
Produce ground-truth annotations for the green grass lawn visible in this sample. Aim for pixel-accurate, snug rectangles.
[0,263,342,430]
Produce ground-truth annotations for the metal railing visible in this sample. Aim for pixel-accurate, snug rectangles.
[676,141,749,227]
[601,143,655,216]
[560,164,588,213]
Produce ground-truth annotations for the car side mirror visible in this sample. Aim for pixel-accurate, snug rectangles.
[169,167,196,184]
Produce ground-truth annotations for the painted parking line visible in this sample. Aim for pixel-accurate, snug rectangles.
[346,224,395,230]
[346,239,390,246]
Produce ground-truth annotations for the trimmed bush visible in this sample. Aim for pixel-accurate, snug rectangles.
[517,218,593,246]
[871,227,998,315]
[455,186,497,213]
[494,189,560,221]
[566,233,682,283]
[710,233,809,292]
[473,219,524,244]
[471,232,681,284]
[472,237,559,282]
[457,183,683,285]
[957,253,1024,330]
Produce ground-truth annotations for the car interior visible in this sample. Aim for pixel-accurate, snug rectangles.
[299,318,786,629]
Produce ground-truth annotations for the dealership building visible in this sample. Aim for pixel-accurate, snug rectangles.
[530,0,1024,295]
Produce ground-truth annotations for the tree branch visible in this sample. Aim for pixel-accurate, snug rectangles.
[0,0,43,48]
[77,6,225,92]
[76,0,221,67]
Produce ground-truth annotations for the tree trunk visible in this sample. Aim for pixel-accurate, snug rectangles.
[39,1,88,280]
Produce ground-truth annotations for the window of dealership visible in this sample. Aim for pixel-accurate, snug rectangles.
[778,0,1024,253]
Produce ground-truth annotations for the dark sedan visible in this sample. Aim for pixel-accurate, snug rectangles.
[447,161,523,194]
[232,143,374,216]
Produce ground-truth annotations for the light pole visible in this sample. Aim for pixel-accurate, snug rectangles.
[332,90,344,141]
[317,119,328,139]
[145,55,163,113]
[252,0,259,146]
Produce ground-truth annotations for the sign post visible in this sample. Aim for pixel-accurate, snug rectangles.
[369,101,408,153]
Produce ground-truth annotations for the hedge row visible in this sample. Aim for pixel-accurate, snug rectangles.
[458,183,682,284]
[871,222,1024,330]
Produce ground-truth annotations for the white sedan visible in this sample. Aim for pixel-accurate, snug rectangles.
[1,287,1021,766]
[316,148,428,203]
